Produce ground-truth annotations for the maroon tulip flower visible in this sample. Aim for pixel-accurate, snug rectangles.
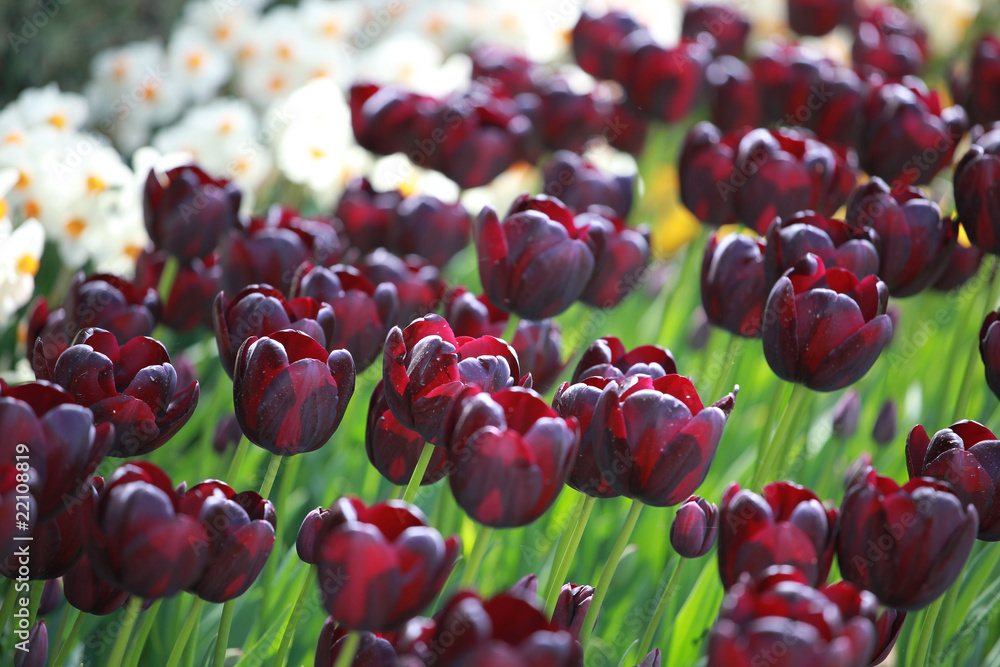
[391,194,471,269]
[838,469,977,610]
[577,207,651,309]
[764,211,879,288]
[761,255,893,392]
[0,465,31,560]
[982,311,1000,401]
[143,163,241,261]
[718,481,837,589]
[845,177,958,297]
[357,250,445,328]
[809,67,865,148]
[671,495,719,558]
[954,127,1000,254]
[475,194,594,319]
[366,381,448,487]
[542,150,634,220]
[551,583,595,641]
[953,35,1000,126]
[607,99,651,156]
[334,177,403,255]
[592,374,735,506]
[788,0,855,36]
[0,481,93,580]
[300,497,459,631]
[14,620,47,667]
[213,414,243,454]
[37,578,60,616]
[382,314,522,445]
[933,238,984,291]
[822,580,906,666]
[571,10,641,81]
[449,387,579,527]
[751,42,829,127]
[350,83,438,157]
[511,319,566,394]
[832,389,862,439]
[443,287,507,339]
[573,336,678,384]
[681,4,750,57]
[40,328,199,458]
[701,231,769,338]
[872,400,897,446]
[179,480,276,602]
[622,33,711,123]
[708,568,877,667]
[706,56,761,133]
[678,122,745,226]
[315,619,398,667]
[134,249,221,332]
[534,77,614,155]
[470,45,538,96]
[213,284,337,377]
[62,552,130,615]
[233,330,355,456]
[852,5,928,78]
[553,376,622,499]
[83,462,209,599]
[906,420,1000,540]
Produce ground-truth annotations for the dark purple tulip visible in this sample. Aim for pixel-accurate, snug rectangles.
[821,580,905,667]
[213,284,337,378]
[470,45,538,96]
[681,4,750,57]
[292,263,399,372]
[509,573,540,599]
[708,569,876,667]
[761,255,893,392]
[636,649,661,667]
[449,387,579,527]
[718,481,838,589]
[475,195,594,319]
[764,211,879,288]
[906,420,1000,540]
[671,495,719,558]
[213,414,243,454]
[83,462,209,599]
[234,330,355,456]
[553,377,621,499]
[607,99,651,156]
[443,287,506,339]
[860,80,967,188]
[38,579,61,615]
[809,67,865,148]
[852,5,928,78]
[382,314,522,445]
[143,163,241,261]
[350,83,438,157]
[534,77,613,154]
[0,465,31,561]
[512,319,566,394]
[573,336,677,384]
[220,205,345,295]
[953,35,1000,126]
[180,481,276,602]
[701,231,768,338]
[933,238,984,291]
[315,618,398,667]
[542,150,634,220]
[838,469,977,610]
[678,122,745,226]
[42,328,199,458]
[872,400,897,446]
[750,42,825,126]
[62,552,130,615]
[0,482,92,580]
[622,33,711,123]
[134,249,221,332]
[832,389,862,439]
[571,10,641,81]
[954,127,1000,254]
[982,310,1000,401]
[305,497,459,631]
[845,177,958,296]
[576,208,651,309]
[706,56,760,133]
[592,374,735,506]
[366,381,448,487]
[391,194,470,269]
[788,0,855,36]
[335,177,402,255]
[357,250,445,328]
[551,583,594,641]
[13,620,47,667]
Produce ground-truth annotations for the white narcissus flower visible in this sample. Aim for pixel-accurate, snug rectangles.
[12,83,89,133]
[461,162,538,215]
[0,125,62,223]
[354,34,463,95]
[370,153,460,202]
[167,25,233,104]
[235,7,318,108]
[912,0,980,55]
[0,185,45,328]
[182,0,267,57]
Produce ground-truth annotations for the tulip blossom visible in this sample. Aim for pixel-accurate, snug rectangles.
[700,231,768,337]
[763,212,879,288]
[366,381,448,487]
[671,495,719,559]
[954,126,1000,255]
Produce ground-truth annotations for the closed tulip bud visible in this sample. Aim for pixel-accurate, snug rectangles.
[357,250,445,328]
[764,212,879,288]
[470,45,538,96]
[719,481,838,589]
[953,35,1000,126]
[365,381,448,487]
[671,495,719,558]
[572,336,677,384]
[681,4,750,57]
[535,78,614,154]
[571,10,641,81]
[334,177,403,255]
[809,68,864,148]
[234,330,355,456]
[577,208,651,309]
[679,121,744,226]
[554,378,620,499]
[622,33,711,123]
[134,249,221,332]
[852,5,928,78]
[822,580,906,666]
[14,620,47,667]
[832,390,862,439]
[552,583,594,640]
[761,255,893,392]
[62,552,130,615]
[706,56,760,133]
[37,579,61,616]
[837,469,977,610]
[509,573,540,599]
[0,481,93,579]
[983,310,1000,401]
[955,128,1000,255]
[213,414,243,454]
[315,618,398,667]
[872,400,897,446]
[751,42,828,127]
[933,237,984,292]
[512,319,567,394]
[607,99,651,156]
[788,0,855,36]
[636,648,661,667]
[443,287,507,339]
[392,195,470,269]
[844,453,874,492]
[701,231,768,338]
[542,150,635,220]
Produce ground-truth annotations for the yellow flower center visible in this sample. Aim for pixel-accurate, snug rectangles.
[15,171,30,190]
[48,113,68,129]
[86,175,107,194]
[65,218,87,238]
[3,131,24,145]
[322,20,341,37]
[186,51,205,71]
[125,244,143,261]
[24,200,40,218]
[16,253,39,276]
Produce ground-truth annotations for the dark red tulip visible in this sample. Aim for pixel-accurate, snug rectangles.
[845,177,958,297]
[788,0,855,36]
[852,5,928,79]
[512,319,566,394]
[708,568,876,667]
[233,329,355,456]
[315,618,398,667]
[576,207,651,309]
[571,10,641,81]
[837,469,977,610]
[213,414,243,454]
[822,580,905,667]
[573,336,677,384]
[213,284,336,377]
[179,480,276,602]
[860,80,967,188]
[750,42,825,126]
[906,420,1000,541]
[134,249,220,332]
[809,67,865,148]
[0,481,93,580]
[366,381,448,487]
[732,127,858,234]
[953,35,1000,126]
[678,122,744,226]
[933,237,984,291]
[542,150,634,220]
[304,497,459,631]
[636,649,661,667]
[334,177,403,255]
[718,481,837,589]
[954,127,1000,254]
[671,495,718,559]
[761,255,893,392]
[449,387,579,527]
[350,83,439,157]
[475,195,594,319]
[983,311,1000,401]
[701,231,768,338]
[509,573,540,599]
[143,163,241,261]
[382,314,522,445]
[41,328,199,458]
[29,272,159,376]
[220,205,345,295]
[764,211,879,288]
[470,45,538,96]
[706,56,760,133]
[83,462,209,599]
[607,99,651,156]
[13,620,47,667]
[357,250,445,328]
[622,33,711,123]
[681,4,750,57]
[0,465,31,561]
[872,400,897,446]
[292,263,398,372]
[62,552,130,615]
[592,374,735,506]
[553,377,621,499]
[832,389,862,439]
[392,195,470,269]
[534,77,613,154]
[443,287,507,339]
[38,578,61,615]
[551,583,594,641]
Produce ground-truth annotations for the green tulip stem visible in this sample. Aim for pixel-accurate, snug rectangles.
[165,597,205,667]
[157,255,180,303]
[459,525,495,588]
[656,232,702,346]
[211,599,236,667]
[929,580,962,659]
[955,260,1000,420]
[274,566,314,667]
[915,595,943,667]
[51,602,73,659]
[204,376,233,470]
[332,631,361,667]
[578,499,644,650]
[0,582,16,637]
[226,437,249,485]
[107,597,143,667]
[750,383,809,490]
[709,334,743,403]
[51,610,86,667]
[26,582,43,633]
[259,453,283,499]
[544,495,597,615]
[500,314,520,346]
[638,557,686,658]
[126,601,161,667]
[402,443,435,504]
